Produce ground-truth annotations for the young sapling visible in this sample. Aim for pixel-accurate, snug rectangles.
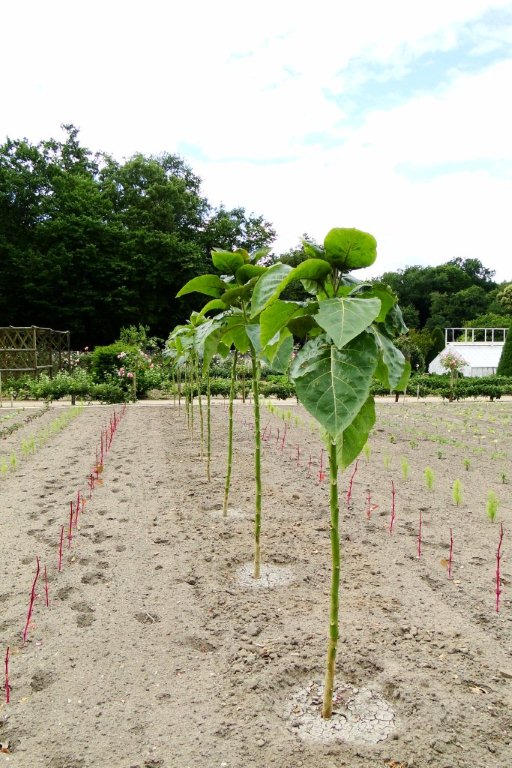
[463,457,471,471]
[487,491,499,522]
[22,557,40,644]
[424,467,434,491]
[452,479,463,506]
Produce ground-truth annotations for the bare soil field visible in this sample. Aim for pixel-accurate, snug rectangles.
[0,398,511,768]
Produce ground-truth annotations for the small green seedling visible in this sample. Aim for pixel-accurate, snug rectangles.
[389,434,397,444]
[452,479,463,506]
[424,467,434,491]
[383,453,391,470]
[463,458,471,471]
[0,458,8,477]
[363,443,371,462]
[401,457,409,480]
[486,490,499,522]
[437,450,444,459]
[501,472,508,484]
[9,452,17,471]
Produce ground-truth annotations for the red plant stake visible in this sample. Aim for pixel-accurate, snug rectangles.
[22,557,41,644]
[58,525,64,572]
[417,510,422,559]
[346,460,359,508]
[280,424,287,452]
[318,448,325,483]
[307,454,312,478]
[448,528,454,579]
[4,646,10,704]
[275,427,280,447]
[44,565,49,607]
[496,523,504,613]
[67,501,74,549]
[74,490,81,527]
[389,480,396,534]
[366,487,379,519]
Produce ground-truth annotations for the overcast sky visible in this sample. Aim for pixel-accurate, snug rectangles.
[2,0,512,282]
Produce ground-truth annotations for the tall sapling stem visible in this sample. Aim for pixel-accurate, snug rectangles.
[322,440,340,718]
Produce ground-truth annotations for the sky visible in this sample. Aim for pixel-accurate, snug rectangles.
[2,0,512,282]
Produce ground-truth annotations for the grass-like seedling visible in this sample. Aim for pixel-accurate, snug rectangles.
[383,452,391,470]
[452,479,463,506]
[401,457,409,480]
[363,443,371,462]
[486,491,500,522]
[424,466,434,491]
[463,457,471,471]
[9,453,17,472]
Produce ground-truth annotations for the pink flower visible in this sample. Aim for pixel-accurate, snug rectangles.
[126,371,134,379]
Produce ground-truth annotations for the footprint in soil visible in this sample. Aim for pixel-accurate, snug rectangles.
[134,612,161,625]
[56,586,75,601]
[81,571,106,585]
[31,670,55,692]
[93,531,111,544]
[48,756,85,768]
[116,545,126,552]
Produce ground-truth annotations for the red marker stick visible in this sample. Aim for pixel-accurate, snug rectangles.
[496,523,504,613]
[58,525,64,572]
[44,565,49,607]
[22,557,40,644]
[67,501,73,549]
[4,646,10,704]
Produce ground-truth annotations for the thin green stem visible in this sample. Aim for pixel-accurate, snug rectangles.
[251,347,262,579]
[206,370,211,482]
[223,350,238,515]
[322,438,340,718]
[195,354,204,458]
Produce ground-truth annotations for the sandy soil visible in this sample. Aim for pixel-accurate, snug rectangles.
[0,397,511,768]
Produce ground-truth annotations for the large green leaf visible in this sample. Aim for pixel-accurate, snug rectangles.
[337,397,376,470]
[236,264,267,285]
[291,333,378,437]
[315,297,381,350]
[221,282,254,306]
[221,313,251,354]
[176,274,226,298]
[211,249,246,275]
[263,329,294,371]
[324,228,377,271]
[198,299,227,318]
[260,300,302,346]
[251,263,292,316]
[371,326,408,390]
[251,260,330,316]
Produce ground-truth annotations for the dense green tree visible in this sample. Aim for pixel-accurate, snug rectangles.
[426,285,491,330]
[497,324,512,375]
[0,126,276,346]
[379,260,497,329]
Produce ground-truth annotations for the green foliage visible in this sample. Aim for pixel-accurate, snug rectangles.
[424,467,434,490]
[486,490,499,522]
[497,324,512,376]
[401,456,410,480]
[0,126,275,345]
[452,479,463,506]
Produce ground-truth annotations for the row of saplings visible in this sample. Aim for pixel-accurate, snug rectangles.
[167,227,410,719]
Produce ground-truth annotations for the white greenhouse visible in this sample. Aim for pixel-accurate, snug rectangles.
[428,328,508,377]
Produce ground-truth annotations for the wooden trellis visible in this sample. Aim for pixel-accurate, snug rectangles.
[0,326,70,378]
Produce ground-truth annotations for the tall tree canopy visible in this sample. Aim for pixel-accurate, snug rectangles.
[379,259,499,330]
[0,125,275,346]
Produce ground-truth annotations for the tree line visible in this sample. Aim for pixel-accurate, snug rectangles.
[0,125,275,346]
[1,125,511,355]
